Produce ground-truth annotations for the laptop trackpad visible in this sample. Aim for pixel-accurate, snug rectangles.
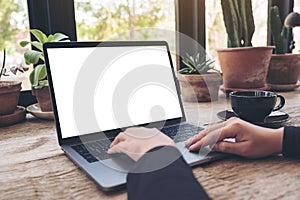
[101,142,215,172]
[176,142,212,164]
[101,154,135,172]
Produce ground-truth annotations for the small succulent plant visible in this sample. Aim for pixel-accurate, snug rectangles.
[178,53,218,74]
[0,49,28,79]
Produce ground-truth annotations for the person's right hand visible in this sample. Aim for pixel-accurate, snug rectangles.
[185,117,284,158]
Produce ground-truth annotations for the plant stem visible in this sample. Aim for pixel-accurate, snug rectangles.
[0,49,6,79]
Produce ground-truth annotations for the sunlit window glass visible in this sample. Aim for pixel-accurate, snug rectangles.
[74,0,175,41]
[74,0,176,67]
[0,0,31,90]
[206,0,268,60]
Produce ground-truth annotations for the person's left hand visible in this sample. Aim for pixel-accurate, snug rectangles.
[108,127,176,161]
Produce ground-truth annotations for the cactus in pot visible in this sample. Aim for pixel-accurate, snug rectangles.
[267,6,300,87]
[217,0,274,90]
[221,0,255,48]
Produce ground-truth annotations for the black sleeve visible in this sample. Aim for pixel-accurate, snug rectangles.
[282,126,300,158]
[126,146,210,200]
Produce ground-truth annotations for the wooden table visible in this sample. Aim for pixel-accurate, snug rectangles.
[1,89,300,199]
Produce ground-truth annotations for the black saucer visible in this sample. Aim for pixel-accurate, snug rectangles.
[217,109,289,125]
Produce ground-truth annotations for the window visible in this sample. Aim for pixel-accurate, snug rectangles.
[24,0,294,79]
[206,0,268,59]
[21,0,294,106]
[74,0,175,49]
[0,0,31,90]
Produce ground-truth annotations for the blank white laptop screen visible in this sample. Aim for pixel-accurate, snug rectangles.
[47,45,182,139]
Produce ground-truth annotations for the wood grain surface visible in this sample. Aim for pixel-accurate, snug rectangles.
[0,89,299,200]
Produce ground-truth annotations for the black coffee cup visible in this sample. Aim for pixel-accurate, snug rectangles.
[230,91,285,122]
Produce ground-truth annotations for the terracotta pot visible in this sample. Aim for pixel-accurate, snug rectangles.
[217,46,274,89]
[177,73,222,102]
[0,81,22,115]
[267,54,300,85]
[32,86,53,112]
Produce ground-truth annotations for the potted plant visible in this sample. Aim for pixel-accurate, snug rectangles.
[177,53,222,102]
[20,29,69,112]
[0,49,28,117]
[266,6,300,91]
[217,0,274,90]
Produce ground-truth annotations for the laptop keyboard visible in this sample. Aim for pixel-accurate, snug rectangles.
[71,140,112,163]
[71,123,203,163]
[162,123,203,143]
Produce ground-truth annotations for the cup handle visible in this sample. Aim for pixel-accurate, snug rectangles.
[273,95,285,111]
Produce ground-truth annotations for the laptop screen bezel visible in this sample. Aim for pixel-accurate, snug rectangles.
[43,41,186,145]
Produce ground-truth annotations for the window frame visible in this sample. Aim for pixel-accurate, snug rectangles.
[22,0,294,106]
[20,0,77,107]
[175,0,205,70]
[27,0,77,40]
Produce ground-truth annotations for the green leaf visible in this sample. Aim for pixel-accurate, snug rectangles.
[47,34,54,42]
[182,59,194,70]
[29,64,47,86]
[29,69,35,85]
[30,29,48,43]
[20,41,43,51]
[188,55,195,67]
[40,54,45,62]
[195,53,200,64]
[30,41,43,51]
[180,52,216,74]
[51,33,69,42]
[20,41,30,47]
[36,64,47,80]
[178,68,190,74]
[24,50,42,65]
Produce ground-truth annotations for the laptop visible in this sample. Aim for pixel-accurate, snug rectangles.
[43,41,226,192]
